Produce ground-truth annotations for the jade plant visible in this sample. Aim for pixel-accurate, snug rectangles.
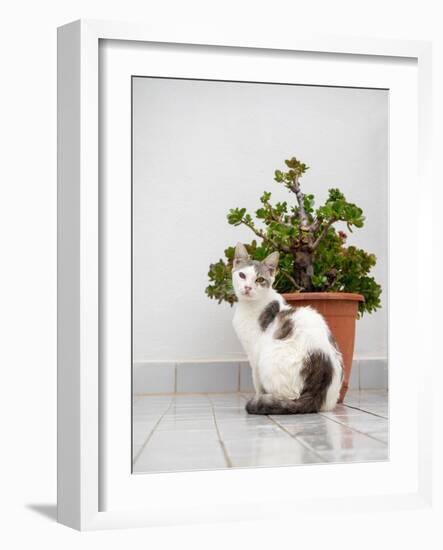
[205,156,382,315]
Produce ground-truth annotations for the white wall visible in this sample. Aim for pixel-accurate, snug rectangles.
[133,78,388,362]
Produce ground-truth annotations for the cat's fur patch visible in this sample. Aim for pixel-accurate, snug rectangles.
[258,300,280,331]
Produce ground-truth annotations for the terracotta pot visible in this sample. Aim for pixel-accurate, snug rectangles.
[282,292,364,403]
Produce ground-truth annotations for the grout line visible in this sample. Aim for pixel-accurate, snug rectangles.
[240,392,387,452]
[133,397,175,465]
[318,412,387,445]
[266,416,326,460]
[238,393,326,460]
[133,392,388,470]
[174,363,177,393]
[343,403,388,419]
[237,363,241,392]
[207,394,233,468]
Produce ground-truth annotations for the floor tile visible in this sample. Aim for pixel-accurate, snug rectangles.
[133,420,157,445]
[135,447,226,473]
[134,431,226,472]
[157,417,216,431]
[297,429,387,454]
[132,390,389,473]
[271,413,332,426]
[132,443,144,457]
[216,416,278,428]
[278,421,349,439]
[330,415,388,436]
[217,422,290,441]
[224,436,322,467]
[212,409,250,419]
[164,410,214,420]
[318,446,389,463]
[148,429,220,447]
[322,404,369,417]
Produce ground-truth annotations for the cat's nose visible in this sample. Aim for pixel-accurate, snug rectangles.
[244,286,252,292]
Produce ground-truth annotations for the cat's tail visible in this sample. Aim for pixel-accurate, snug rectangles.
[245,393,322,415]
[245,350,336,415]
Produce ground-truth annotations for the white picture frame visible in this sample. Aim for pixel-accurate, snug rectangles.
[57,19,434,531]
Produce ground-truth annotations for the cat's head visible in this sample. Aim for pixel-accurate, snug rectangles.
[232,242,279,302]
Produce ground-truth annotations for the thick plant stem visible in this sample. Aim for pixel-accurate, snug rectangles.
[290,175,309,229]
[293,248,314,291]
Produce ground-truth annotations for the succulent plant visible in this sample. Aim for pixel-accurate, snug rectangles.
[206,156,381,316]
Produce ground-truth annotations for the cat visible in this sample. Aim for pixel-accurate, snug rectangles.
[232,242,342,414]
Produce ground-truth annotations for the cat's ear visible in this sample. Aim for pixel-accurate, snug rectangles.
[234,242,250,268]
[263,251,279,276]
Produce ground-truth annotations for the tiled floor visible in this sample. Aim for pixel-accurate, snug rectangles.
[132,390,389,473]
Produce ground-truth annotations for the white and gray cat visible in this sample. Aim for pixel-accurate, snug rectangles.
[232,242,342,414]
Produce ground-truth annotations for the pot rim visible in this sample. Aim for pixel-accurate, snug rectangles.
[282,291,365,302]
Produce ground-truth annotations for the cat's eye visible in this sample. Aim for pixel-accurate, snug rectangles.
[239,272,246,279]
[256,277,265,284]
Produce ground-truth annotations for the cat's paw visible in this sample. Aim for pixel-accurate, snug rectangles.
[245,397,258,414]
[245,396,268,415]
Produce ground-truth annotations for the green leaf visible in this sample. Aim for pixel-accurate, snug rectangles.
[260,191,272,204]
[227,207,246,225]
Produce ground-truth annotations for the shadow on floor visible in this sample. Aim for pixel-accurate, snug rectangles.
[26,504,57,522]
